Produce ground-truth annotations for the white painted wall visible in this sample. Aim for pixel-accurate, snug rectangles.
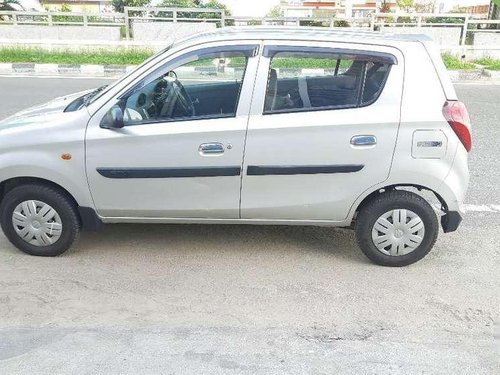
[0,25,121,41]
[380,26,462,47]
[132,22,216,42]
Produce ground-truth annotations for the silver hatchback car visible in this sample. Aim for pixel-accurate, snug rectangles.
[0,27,471,266]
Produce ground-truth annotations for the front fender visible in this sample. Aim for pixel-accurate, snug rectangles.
[0,161,94,208]
[0,109,94,208]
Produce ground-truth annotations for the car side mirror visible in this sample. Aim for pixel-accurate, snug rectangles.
[100,105,124,129]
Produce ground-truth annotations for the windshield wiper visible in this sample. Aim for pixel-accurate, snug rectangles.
[82,85,109,106]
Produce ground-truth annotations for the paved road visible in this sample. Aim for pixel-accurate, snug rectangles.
[0,77,498,374]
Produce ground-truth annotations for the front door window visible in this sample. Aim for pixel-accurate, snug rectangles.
[122,50,250,125]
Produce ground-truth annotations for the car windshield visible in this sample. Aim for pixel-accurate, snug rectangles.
[86,44,173,106]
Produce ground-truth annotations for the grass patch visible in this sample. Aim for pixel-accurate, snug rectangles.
[442,54,476,70]
[272,57,341,69]
[1,48,494,72]
[0,48,154,65]
[227,56,247,67]
[474,57,500,71]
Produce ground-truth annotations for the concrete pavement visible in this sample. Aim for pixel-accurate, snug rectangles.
[0,77,498,374]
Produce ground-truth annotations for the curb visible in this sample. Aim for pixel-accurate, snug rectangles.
[483,68,500,79]
[0,63,245,77]
[0,63,498,82]
[0,63,136,77]
[447,69,483,81]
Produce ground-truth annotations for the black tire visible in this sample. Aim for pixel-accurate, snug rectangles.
[355,190,438,267]
[0,184,80,256]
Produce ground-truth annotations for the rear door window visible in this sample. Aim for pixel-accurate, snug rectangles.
[263,48,394,114]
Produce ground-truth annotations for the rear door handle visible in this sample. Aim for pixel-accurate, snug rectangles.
[351,135,377,146]
[199,142,225,155]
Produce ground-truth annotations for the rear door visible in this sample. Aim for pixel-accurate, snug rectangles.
[240,41,404,221]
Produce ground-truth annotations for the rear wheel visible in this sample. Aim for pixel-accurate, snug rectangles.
[0,184,80,256]
[355,190,438,266]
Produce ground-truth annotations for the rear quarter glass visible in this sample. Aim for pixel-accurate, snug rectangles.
[421,40,458,101]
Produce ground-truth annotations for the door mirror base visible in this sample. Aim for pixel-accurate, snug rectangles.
[100,105,125,129]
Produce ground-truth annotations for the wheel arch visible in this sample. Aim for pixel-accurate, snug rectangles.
[351,183,448,222]
[0,176,79,207]
[0,176,103,232]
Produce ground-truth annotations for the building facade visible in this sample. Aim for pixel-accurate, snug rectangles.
[41,0,112,13]
[281,0,491,17]
[281,0,397,18]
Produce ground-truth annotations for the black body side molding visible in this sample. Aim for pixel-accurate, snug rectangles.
[97,167,241,179]
[78,206,104,232]
[247,164,364,176]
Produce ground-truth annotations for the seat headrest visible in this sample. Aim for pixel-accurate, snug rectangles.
[269,68,277,81]
[267,68,278,95]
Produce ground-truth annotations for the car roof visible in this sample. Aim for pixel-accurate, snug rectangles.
[174,26,431,48]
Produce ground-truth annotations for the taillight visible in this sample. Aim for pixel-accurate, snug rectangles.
[443,100,472,152]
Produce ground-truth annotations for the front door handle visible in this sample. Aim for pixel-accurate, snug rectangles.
[351,135,377,147]
[199,142,225,155]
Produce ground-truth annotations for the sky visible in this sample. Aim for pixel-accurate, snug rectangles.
[218,0,281,17]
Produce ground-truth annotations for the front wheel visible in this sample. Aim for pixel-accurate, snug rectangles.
[0,184,80,256]
[355,190,438,267]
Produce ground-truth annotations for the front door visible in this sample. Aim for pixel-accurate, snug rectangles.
[241,42,404,222]
[85,44,259,219]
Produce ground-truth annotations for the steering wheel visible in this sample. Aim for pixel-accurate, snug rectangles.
[135,92,154,120]
[172,79,195,118]
[154,75,195,119]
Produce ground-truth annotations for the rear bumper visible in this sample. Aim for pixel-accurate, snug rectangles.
[441,211,462,233]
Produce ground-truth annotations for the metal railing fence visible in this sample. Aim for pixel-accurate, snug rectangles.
[0,10,125,27]
[0,8,498,46]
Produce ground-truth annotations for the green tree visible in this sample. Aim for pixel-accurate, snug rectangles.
[53,4,82,23]
[198,0,233,26]
[379,0,392,13]
[60,3,71,12]
[149,0,233,26]
[0,0,20,11]
[491,1,499,20]
[414,0,433,13]
[200,0,231,15]
[266,5,283,18]
[488,1,498,29]
[159,0,198,7]
[112,0,151,13]
[396,0,414,12]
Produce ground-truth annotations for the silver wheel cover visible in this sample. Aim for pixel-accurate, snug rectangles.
[371,209,425,256]
[12,200,63,247]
